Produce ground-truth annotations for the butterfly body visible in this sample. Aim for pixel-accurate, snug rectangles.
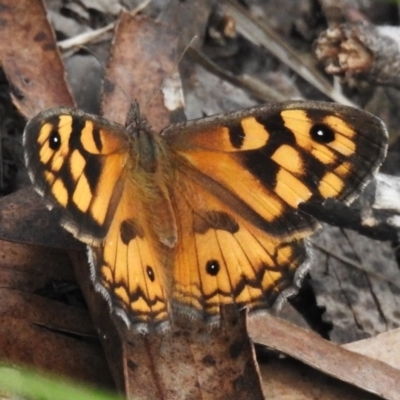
[23,101,388,332]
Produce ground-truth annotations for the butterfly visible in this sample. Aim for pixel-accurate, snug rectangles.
[23,101,388,333]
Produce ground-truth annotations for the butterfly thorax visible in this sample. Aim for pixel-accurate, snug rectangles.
[128,125,160,174]
[125,103,164,175]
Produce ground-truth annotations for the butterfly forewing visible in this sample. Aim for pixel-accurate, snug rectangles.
[163,101,387,240]
[24,107,130,243]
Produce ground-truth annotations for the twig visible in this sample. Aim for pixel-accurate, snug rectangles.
[220,0,355,106]
[57,0,152,52]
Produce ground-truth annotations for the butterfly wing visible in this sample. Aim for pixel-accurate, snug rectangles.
[89,181,171,332]
[24,108,170,331]
[24,108,131,243]
[170,171,308,320]
[164,101,387,320]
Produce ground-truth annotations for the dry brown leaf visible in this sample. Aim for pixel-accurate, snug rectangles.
[116,308,263,400]
[101,14,184,131]
[0,188,82,250]
[0,239,113,387]
[260,357,380,400]
[0,0,74,117]
[248,314,400,399]
[344,328,400,371]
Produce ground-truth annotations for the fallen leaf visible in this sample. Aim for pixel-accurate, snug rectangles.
[248,313,400,400]
[0,0,74,117]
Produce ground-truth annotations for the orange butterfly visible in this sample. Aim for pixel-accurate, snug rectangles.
[23,101,387,333]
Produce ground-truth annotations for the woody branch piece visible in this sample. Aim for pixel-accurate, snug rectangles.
[315,22,400,89]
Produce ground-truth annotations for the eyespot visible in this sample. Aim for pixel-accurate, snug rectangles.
[49,129,61,150]
[146,265,155,282]
[310,123,335,143]
[206,260,220,276]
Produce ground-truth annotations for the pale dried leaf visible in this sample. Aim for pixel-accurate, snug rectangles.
[344,328,400,370]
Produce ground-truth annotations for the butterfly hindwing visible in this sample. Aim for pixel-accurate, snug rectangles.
[89,181,170,332]
[170,172,308,320]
